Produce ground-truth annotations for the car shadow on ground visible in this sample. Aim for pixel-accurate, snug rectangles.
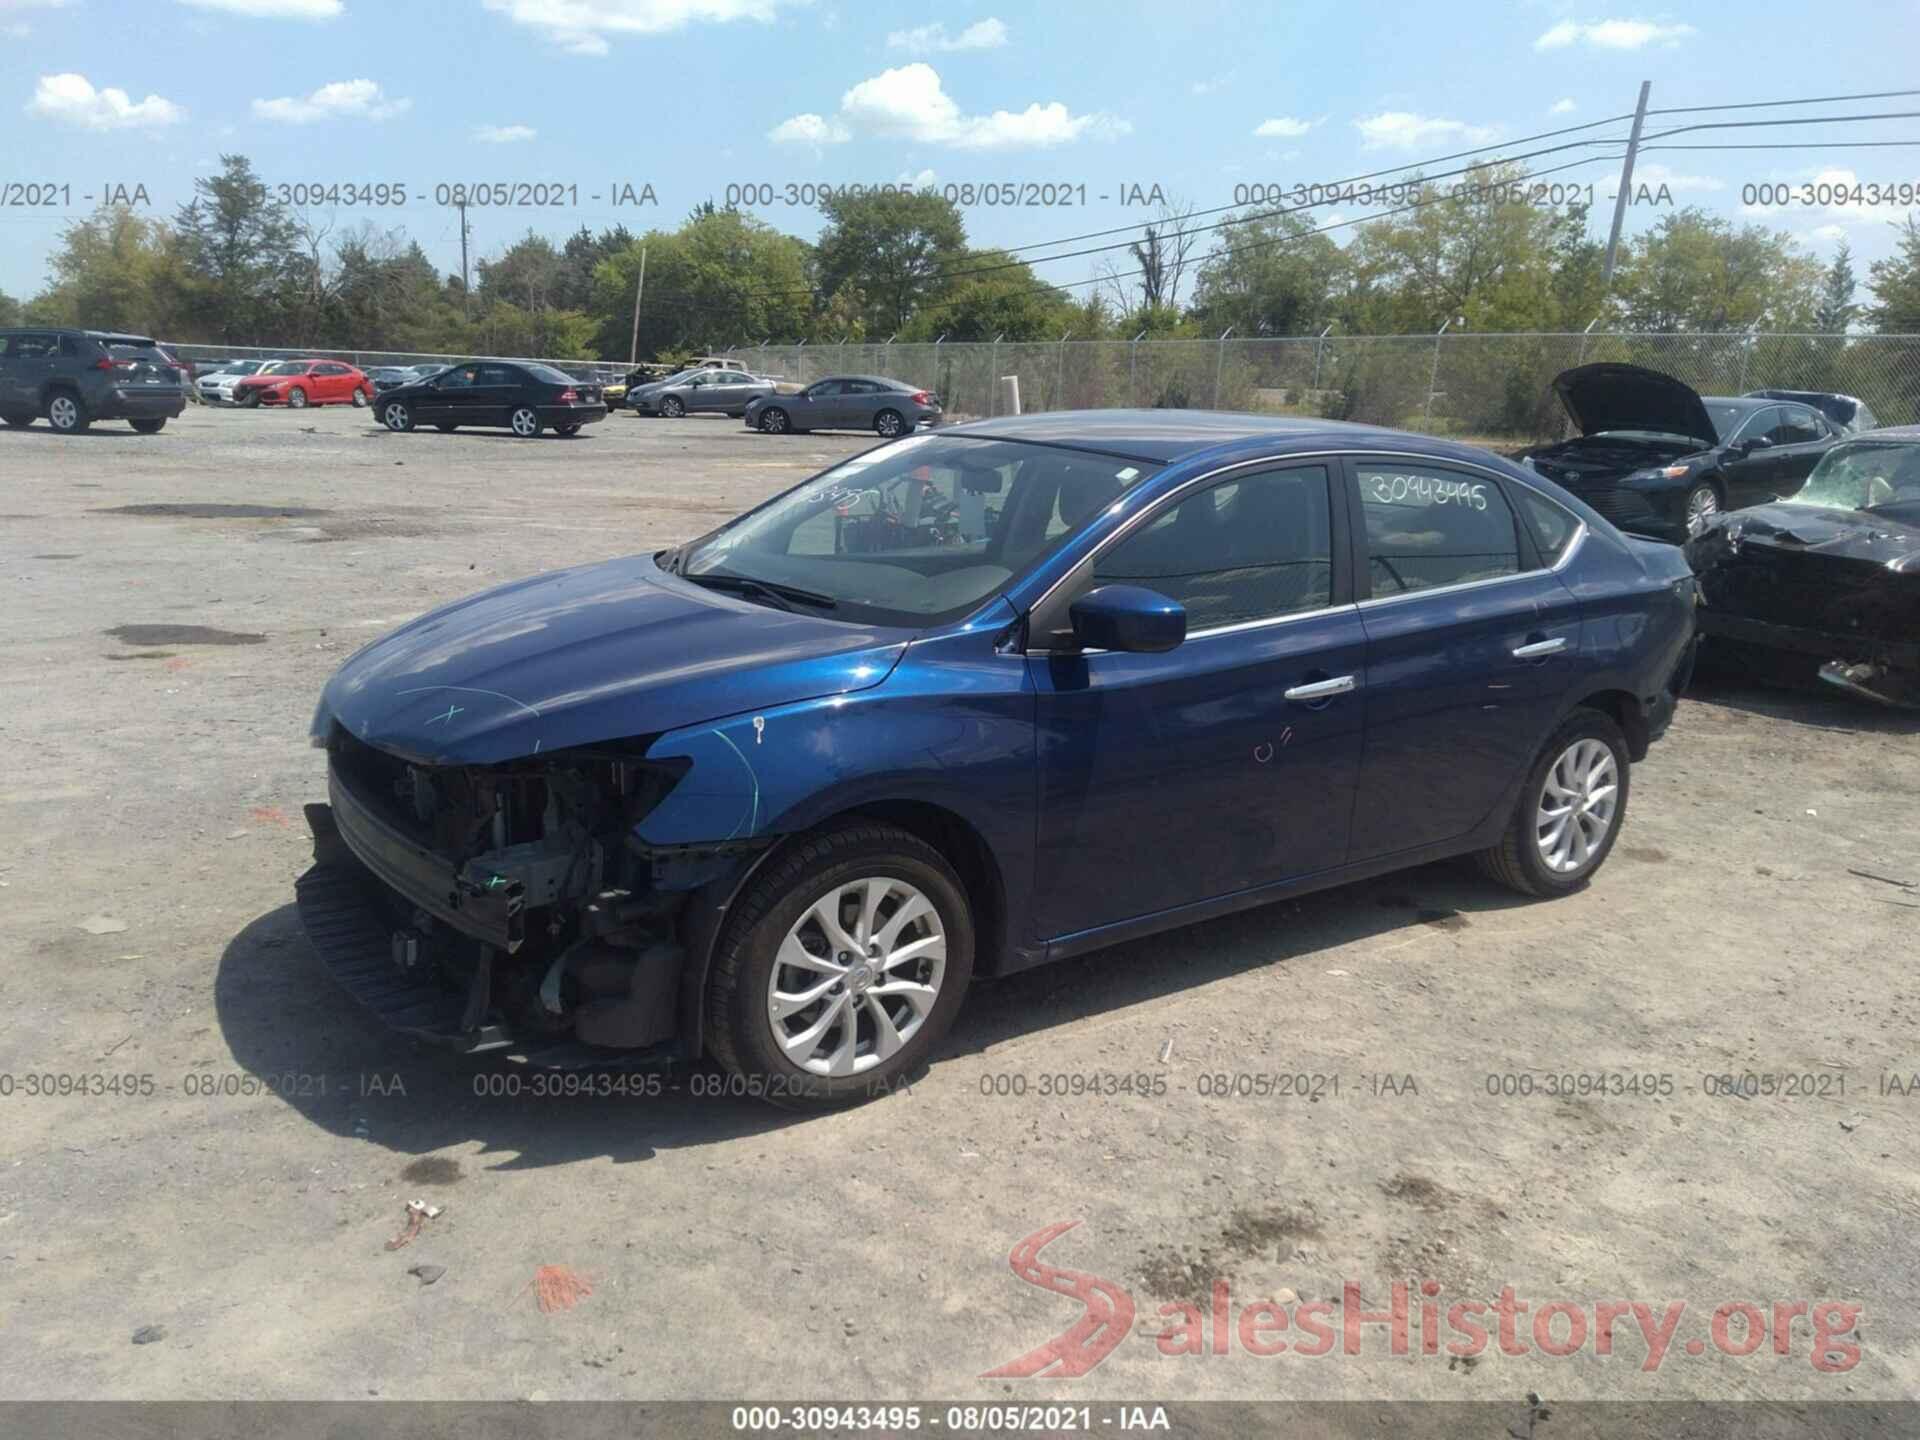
[216,860,1532,1167]
[360,428,594,442]
[1686,668,1920,736]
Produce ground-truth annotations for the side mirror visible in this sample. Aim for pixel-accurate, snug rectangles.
[1068,585,1187,654]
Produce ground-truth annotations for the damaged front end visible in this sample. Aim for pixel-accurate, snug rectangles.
[297,727,760,1064]
[1687,508,1920,710]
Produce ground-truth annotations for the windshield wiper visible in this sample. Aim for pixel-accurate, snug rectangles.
[682,572,838,612]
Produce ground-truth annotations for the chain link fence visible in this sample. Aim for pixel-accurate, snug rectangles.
[167,333,1920,440]
[162,342,631,385]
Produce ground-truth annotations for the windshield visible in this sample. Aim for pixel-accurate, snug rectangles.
[676,434,1158,627]
[1791,440,1920,512]
[265,361,308,376]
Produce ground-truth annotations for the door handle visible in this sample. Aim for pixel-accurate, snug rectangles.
[1512,637,1569,660]
[1284,675,1357,702]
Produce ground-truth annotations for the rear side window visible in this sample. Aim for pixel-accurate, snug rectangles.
[1511,485,1580,567]
[1095,466,1334,630]
[1355,463,1520,597]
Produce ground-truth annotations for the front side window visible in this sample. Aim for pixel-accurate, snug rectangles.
[439,366,481,389]
[676,434,1157,626]
[806,381,844,399]
[1093,467,1334,630]
[1355,463,1521,596]
[265,361,309,376]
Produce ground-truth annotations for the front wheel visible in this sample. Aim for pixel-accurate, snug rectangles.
[1683,482,1720,537]
[382,401,413,432]
[351,387,369,408]
[286,387,309,410]
[509,406,542,438]
[874,408,905,438]
[1475,709,1630,897]
[660,396,685,418]
[705,822,975,1110]
[129,417,167,434]
[759,406,790,434]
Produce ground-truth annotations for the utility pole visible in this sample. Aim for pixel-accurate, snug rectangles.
[1601,80,1652,292]
[456,199,472,320]
[627,245,648,365]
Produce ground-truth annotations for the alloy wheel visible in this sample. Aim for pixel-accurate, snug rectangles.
[761,408,787,433]
[875,410,902,437]
[287,387,308,409]
[766,876,947,1077]
[1535,738,1619,875]
[383,403,411,431]
[511,407,540,437]
[1685,485,1719,536]
[48,395,80,431]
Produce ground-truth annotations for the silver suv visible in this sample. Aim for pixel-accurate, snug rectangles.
[0,328,189,434]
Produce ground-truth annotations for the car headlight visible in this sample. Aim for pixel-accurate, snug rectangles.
[1625,464,1694,485]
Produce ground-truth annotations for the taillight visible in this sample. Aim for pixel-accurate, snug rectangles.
[94,357,114,371]
[555,388,578,402]
[909,391,932,405]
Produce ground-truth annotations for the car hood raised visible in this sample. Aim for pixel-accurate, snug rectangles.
[1552,363,1719,447]
[315,555,908,766]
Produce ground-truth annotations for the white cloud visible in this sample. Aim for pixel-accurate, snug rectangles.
[27,72,185,130]
[176,0,343,17]
[1808,223,1847,244]
[474,123,536,143]
[897,167,936,187]
[766,111,849,144]
[771,63,1127,151]
[1633,161,1722,193]
[885,17,1006,53]
[1191,71,1232,96]
[1550,97,1576,115]
[1253,116,1317,139]
[251,78,410,123]
[1534,19,1695,51]
[481,0,796,54]
[1353,111,1496,151]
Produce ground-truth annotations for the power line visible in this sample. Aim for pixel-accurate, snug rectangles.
[1640,110,1920,143]
[1645,88,1920,116]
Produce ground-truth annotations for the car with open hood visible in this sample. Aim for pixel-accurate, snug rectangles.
[297,410,1697,1107]
[1686,425,1920,709]
[1516,363,1843,542]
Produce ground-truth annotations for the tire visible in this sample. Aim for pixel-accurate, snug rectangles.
[287,386,309,410]
[874,408,905,438]
[1683,481,1721,537]
[351,387,369,408]
[555,423,581,436]
[509,405,542,438]
[435,422,457,433]
[759,406,790,434]
[238,389,261,408]
[46,390,88,434]
[129,417,166,434]
[1475,708,1630,898]
[2,412,32,429]
[660,395,685,418]
[705,821,975,1110]
[382,400,413,433]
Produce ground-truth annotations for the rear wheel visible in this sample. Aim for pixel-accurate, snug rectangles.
[1475,709,1630,897]
[129,417,167,434]
[759,406,790,434]
[705,822,975,1110]
[382,401,413,432]
[555,422,581,436]
[46,391,88,433]
[660,395,685,418]
[287,386,309,410]
[509,406,542,438]
[351,387,369,408]
[874,408,905,438]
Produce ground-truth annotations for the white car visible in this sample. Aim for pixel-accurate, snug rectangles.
[198,360,283,405]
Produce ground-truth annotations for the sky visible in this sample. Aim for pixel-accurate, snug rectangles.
[4,0,1920,324]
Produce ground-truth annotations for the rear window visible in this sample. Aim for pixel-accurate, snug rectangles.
[523,363,576,385]
[106,341,166,360]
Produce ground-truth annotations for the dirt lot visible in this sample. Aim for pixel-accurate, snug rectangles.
[1,402,1917,1407]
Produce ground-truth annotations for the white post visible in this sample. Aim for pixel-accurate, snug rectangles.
[1423,317,1455,432]
[999,374,1022,416]
[1214,326,1234,409]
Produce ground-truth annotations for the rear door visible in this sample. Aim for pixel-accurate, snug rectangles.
[312,362,351,402]
[1344,456,1585,861]
[471,364,522,424]
[841,379,886,429]
[7,331,59,407]
[1029,460,1367,940]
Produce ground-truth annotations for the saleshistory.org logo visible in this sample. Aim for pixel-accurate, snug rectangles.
[982,1222,1863,1376]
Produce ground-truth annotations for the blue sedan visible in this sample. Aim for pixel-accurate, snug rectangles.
[300,411,1697,1106]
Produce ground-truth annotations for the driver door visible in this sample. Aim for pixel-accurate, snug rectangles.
[1027,462,1367,943]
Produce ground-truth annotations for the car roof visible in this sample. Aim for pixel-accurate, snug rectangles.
[816,375,908,387]
[938,408,1431,463]
[1838,424,1920,442]
[1700,396,1771,411]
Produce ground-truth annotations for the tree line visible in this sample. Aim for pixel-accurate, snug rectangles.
[3,154,1918,360]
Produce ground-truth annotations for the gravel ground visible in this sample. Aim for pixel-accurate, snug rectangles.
[1,402,1917,1408]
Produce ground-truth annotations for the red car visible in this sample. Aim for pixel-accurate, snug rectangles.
[233,359,373,410]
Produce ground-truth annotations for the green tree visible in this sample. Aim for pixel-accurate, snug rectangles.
[1611,209,1822,331]
[173,154,301,343]
[1188,209,1348,336]
[0,288,19,326]
[1815,241,1859,333]
[30,204,185,334]
[900,250,1078,341]
[1867,218,1920,333]
[593,208,812,358]
[813,189,967,334]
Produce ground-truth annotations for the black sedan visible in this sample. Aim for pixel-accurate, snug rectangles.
[376,361,606,438]
[1688,427,1920,709]
[1516,364,1842,542]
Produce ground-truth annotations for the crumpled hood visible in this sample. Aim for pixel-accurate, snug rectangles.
[316,554,908,765]
[1706,503,1920,567]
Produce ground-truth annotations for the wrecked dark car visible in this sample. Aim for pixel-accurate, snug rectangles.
[298,412,1696,1107]
[1687,426,1920,709]
[1745,388,1879,436]
[1517,364,1842,544]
